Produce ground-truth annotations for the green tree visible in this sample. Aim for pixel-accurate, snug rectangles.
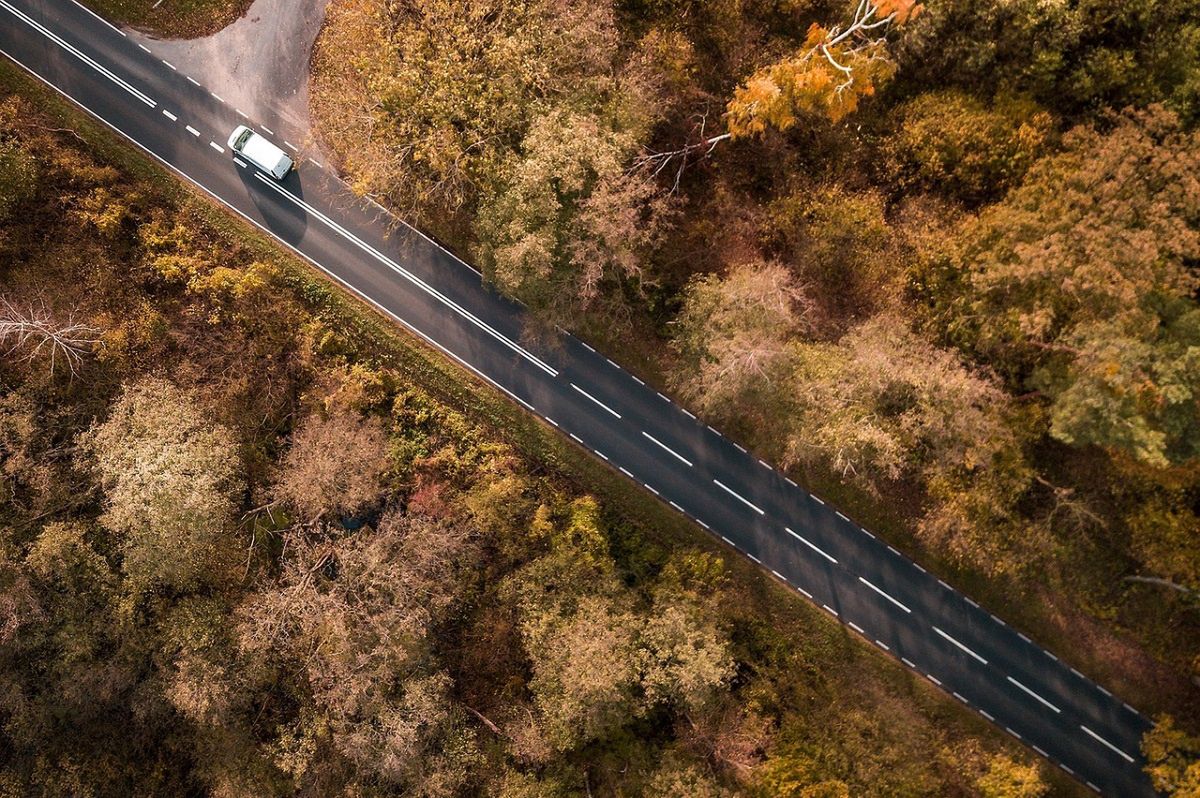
[895,0,1200,122]
[80,378,242,591]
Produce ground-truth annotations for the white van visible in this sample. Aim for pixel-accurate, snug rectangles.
[227,125,293,179]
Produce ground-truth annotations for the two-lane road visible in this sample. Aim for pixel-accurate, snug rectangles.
[0,2,1159,794]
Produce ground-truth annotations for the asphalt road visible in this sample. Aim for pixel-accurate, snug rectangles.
[0,3,1161,794]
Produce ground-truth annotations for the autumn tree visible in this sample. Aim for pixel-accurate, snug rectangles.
[884,90,1052,204]
[274,406,391,521]
[506,498,734,752]
[311,0,622,226]
[784,316,1016,491]
[765,186,899,332]
[671,260,809,421]
[474,110,670,325]
[947,107,1200,470]
[0,136,37,220]
[1143,715,1200,797]
[975,753,1048,798]
[80,378,242,591]
[726,0,923,134]
[238,512,478,789]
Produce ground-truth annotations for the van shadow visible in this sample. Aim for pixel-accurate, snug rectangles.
[237,164,308,246]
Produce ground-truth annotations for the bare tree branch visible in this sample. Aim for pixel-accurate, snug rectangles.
[0,297,100,377]
[1123,575,1198,599]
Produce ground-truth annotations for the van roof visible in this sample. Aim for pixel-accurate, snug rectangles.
[240,131,289,172]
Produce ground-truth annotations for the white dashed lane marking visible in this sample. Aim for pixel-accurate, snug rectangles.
[1080,726,1135,763]
[185,125,199,136]
[209,141,223,153]
[161,109,176,121]
[570,383,621,418]
[641,431,693,467]
[713,479,765,515]
[932,626,988,665]
[785,527,838,565]
[859,576,912,613]
[1007,676,1061,713]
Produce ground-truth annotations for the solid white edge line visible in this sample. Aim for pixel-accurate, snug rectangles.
[785,527,838,565]
[0,54,561,469]
[0,0,155,107]
[932,626,989,665]
[641,430,693,467]
[1006,676,1061,714]
[712,479,765,515]
[569,383,621,418]
[858,576,912,613]
[254,172,560,376]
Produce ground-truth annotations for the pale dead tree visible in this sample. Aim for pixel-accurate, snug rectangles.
[0,298,100,377]
[631,109,730,194]
[634,0,919,187]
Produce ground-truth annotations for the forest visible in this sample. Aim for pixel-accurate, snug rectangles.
[308,0,1200,769]
[0,0,1198,794]
[0,58,1081,796]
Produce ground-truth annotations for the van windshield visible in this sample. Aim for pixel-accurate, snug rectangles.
[233,129,253,150]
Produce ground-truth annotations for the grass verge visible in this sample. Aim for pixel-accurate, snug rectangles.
[81,0,251,38]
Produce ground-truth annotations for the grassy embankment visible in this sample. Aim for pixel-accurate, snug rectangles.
[82,0,250,37]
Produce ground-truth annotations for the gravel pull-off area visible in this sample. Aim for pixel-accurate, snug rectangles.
[130,0,330,144]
